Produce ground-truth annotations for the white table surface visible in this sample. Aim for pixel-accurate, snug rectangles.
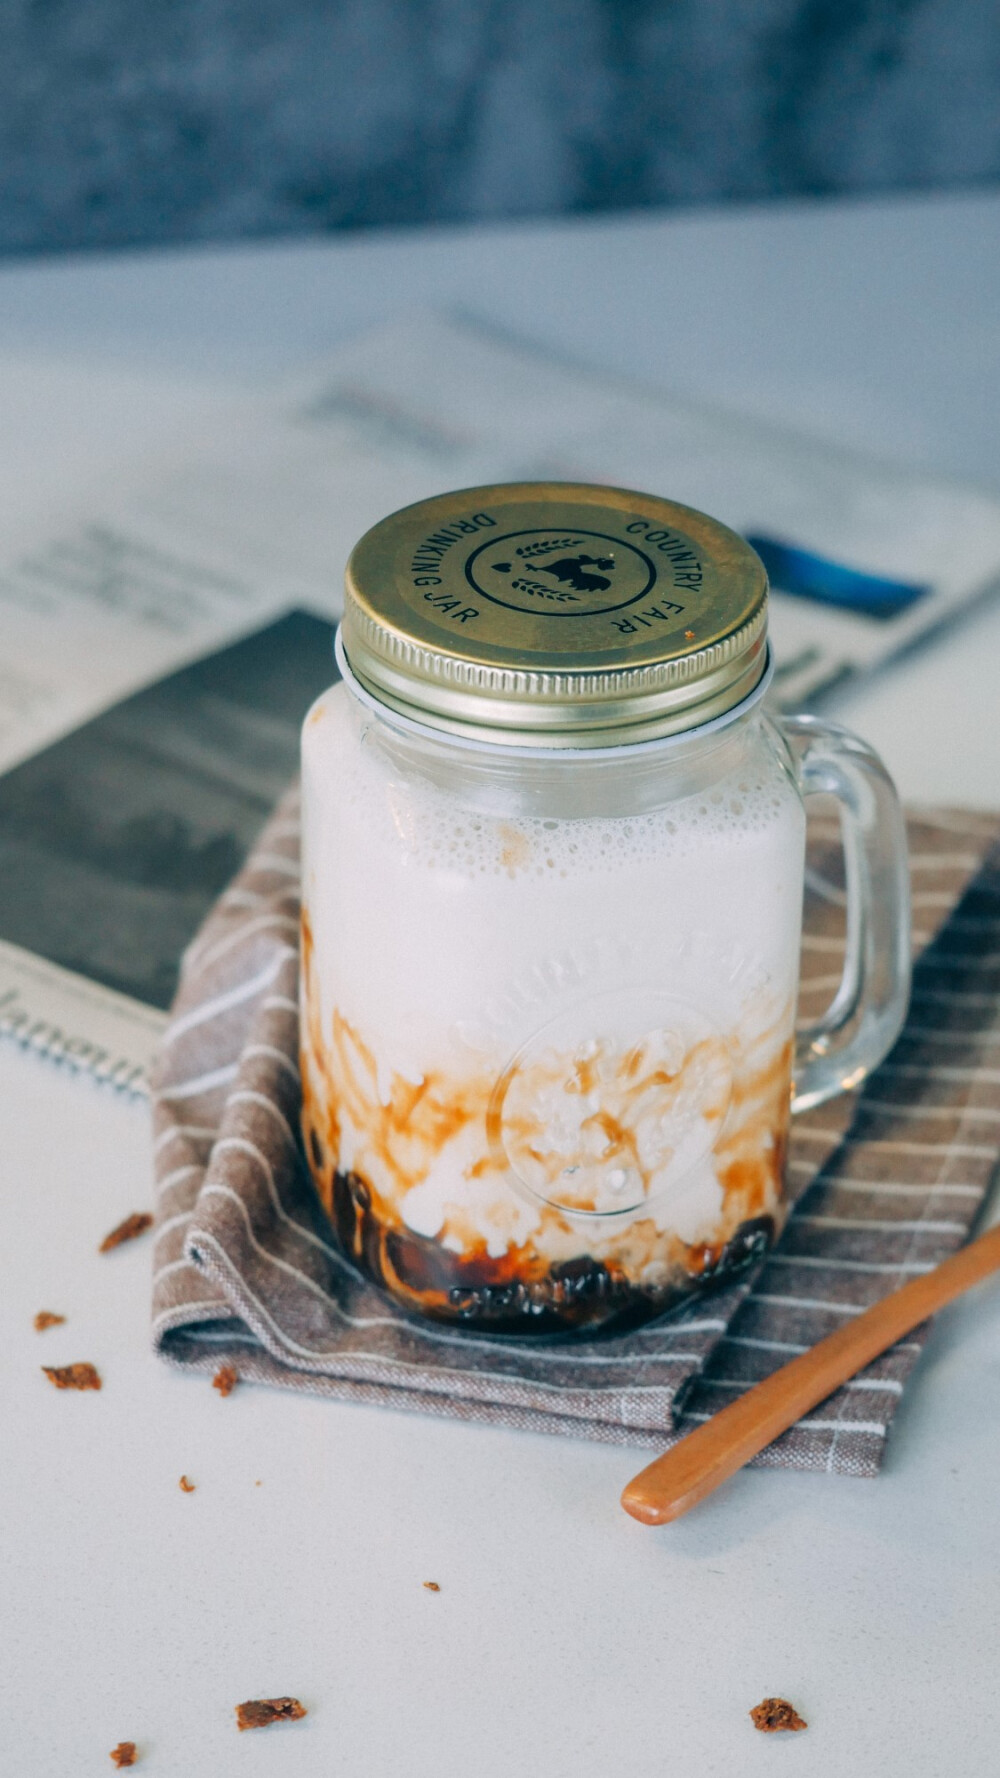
[2,190,999,1775]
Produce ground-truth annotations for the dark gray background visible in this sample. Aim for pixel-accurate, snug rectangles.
[2,0,998,258]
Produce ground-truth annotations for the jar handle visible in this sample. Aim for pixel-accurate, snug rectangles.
[782,713,911,1115]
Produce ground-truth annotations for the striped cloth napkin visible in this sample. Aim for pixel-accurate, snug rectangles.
[151,795,1000,1476]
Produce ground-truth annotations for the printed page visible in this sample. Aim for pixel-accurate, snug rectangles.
[5,309,1000,773]
[143,309,1000,708]
[4,309,1000,1088]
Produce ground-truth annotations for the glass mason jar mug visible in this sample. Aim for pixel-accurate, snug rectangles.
[300,484,911,1335]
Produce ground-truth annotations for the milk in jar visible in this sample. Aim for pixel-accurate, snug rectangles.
[300,483,911,1332]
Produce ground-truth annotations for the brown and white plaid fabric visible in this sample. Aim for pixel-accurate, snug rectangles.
[151,793,1000,1475]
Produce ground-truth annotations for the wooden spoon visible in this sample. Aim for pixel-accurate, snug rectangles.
[621,1219,1000,1525]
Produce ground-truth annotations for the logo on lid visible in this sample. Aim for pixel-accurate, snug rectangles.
[466,528,657,618]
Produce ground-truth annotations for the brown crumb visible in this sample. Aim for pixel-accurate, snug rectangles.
[255,1479,262,1486]
[34,1310,66,1331]
[235,1698,307,1731]
[99,1212,153,1253]
[109,1743,137,1768]
[42,1361,101,1391]
[750,1698,807,1733]
[423,1581,441,1592]
[212,1364,238,1397]
[178,1474,196,1493]
[684,629,696,639]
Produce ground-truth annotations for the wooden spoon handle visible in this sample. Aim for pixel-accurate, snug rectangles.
[621,1219,1000,1525]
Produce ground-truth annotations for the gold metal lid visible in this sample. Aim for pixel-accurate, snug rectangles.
[342,482,768,747]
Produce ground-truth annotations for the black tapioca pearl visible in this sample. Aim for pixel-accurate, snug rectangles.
[694,1214,776,1282]
[550,1256,611,1300]
[721,1214,775,1271]
[448,1286,481,1316]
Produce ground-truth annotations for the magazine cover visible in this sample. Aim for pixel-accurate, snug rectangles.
[0,612,335,1090]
